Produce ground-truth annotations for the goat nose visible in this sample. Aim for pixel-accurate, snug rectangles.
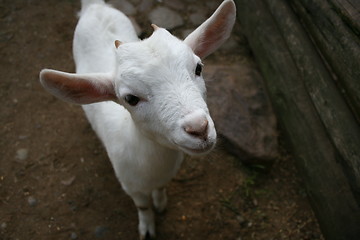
[184,118,208,140]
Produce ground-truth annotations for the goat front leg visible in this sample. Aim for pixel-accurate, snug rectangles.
[130,192,156,240]
[152,187,167,213]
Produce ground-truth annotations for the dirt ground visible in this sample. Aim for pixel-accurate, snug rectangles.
[0,0,324,239]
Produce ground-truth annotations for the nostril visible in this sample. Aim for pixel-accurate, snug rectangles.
[184,119,208,139]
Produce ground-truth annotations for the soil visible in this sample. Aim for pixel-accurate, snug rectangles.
[0,0,324,239]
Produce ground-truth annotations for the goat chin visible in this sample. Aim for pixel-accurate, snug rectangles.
[39,0,236,238]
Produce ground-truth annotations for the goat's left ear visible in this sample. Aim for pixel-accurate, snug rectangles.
[40,69,117,104]
[184,0,236,59]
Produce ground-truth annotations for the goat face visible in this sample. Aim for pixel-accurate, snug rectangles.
[114,28,216,156]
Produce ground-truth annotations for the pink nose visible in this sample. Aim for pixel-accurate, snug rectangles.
[184,118,209,140]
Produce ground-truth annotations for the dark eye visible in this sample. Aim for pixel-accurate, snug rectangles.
[195,63,202,76]
[124,94,140,106]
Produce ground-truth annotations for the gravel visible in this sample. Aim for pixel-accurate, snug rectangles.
[16,148,29,161]
[149,6,184,30]
[27,196,37,207]
[95,225,108,238]
[70,232,78,239]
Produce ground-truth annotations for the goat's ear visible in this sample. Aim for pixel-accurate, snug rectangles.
[184,0,236,59]
[39,69,117,104]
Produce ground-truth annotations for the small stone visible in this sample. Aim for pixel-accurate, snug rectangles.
[163,0,185,10]
[108,0,136,15]
[16,148,29,161]
[138,0,153,12]
[18,135,29,140]
[219,37,239,52]
[61,176,76,186]
[129,16,143,37]
[206,1,219,11]
[95,226,108,238]
[68,201,78,211]
[189,11,207,26]
[27,196,37,207]
[70,232,78,239]
[1,222,7,229]
[181,29,194,39]
[129,0,141,4]
[236,215,245,224]
[149,7,184,30]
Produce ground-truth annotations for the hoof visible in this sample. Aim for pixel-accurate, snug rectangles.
[155,207,167,215]
[140,231,155,240]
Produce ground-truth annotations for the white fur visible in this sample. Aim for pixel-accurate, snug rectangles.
[40,0,236,239]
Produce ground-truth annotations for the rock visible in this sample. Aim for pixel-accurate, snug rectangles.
[181,29,194,39]
[220,37,240,52]
[95,226,108,238]
[61,176,76,186]
[27,196,37,207]
[70,232,78,239]
[189,11,207,26]
[16,148,28,161]
[206,1,219,11]
[205,64,278,163]
[107,0,136,15]
[163,0,185,10]
[67,201,78,212]
[18,135,28,140]
[138,0,153,12]
[129,0,141,5]
[1,222,7,229]
[149,7,184,30]
[236,215,246,224]
[128,16,143,37]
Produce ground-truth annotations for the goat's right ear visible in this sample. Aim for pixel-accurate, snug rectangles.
[184,0,236,59]
[39,69,117,104]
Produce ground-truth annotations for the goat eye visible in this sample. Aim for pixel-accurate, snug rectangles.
[195,63,202,76]
[124,94,140,106]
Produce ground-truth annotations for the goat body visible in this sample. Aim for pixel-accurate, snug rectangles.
[76,1,182,197]
[40,0,236,238]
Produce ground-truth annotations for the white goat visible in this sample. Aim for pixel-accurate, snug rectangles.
[40,0,236,239]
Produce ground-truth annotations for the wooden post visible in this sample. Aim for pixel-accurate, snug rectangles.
[265,0,360,206]
[234,0,360,239]
[289,0,360,122]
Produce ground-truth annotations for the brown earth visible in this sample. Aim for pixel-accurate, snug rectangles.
[0,0,324,239]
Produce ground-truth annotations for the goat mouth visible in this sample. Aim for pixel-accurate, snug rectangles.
[179,144,214,156]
